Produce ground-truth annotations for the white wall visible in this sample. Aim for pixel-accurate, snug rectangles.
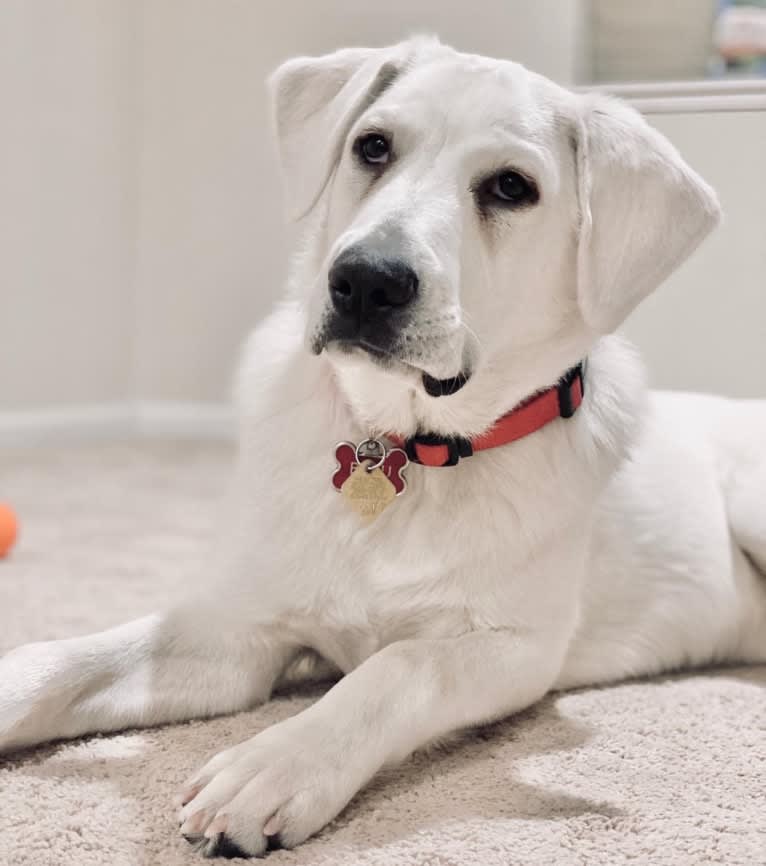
[1,1,764,421]
[0,0,139,408]
[622,110,766,397]
[132,1,287,403]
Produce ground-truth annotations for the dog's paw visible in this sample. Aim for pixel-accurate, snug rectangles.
[0,641,71,753]
[176,717,359,857]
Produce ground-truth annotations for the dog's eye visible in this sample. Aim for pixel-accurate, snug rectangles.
[484,171,539,207]
[356,133,390,166]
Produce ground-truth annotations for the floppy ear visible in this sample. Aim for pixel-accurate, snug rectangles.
[269,42,418,220]
[574,95,721,333]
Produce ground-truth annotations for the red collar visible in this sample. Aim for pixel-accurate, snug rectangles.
[389,363,585,467]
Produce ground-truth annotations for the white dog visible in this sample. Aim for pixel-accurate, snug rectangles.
[2,37,765,859]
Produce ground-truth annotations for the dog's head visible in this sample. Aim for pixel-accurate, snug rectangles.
[269,38,719,435]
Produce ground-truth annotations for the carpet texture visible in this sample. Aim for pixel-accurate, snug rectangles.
[1,442,764,866]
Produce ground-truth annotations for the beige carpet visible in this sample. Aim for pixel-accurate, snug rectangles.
[1,442,764,866]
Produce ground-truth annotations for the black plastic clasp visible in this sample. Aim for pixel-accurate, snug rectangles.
[405,433,474,466]
[557,362,585,419]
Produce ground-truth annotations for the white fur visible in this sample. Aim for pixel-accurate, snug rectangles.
[2,38,765,859]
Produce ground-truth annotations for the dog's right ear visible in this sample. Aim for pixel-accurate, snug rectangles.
[269,42,420,220]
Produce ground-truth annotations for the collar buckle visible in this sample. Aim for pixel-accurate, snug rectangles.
[405,433,474,467]
[557,362,585,419]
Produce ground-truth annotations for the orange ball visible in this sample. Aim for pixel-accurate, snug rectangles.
[0,503,18,557]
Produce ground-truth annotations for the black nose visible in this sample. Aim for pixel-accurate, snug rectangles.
[328,249,418,321]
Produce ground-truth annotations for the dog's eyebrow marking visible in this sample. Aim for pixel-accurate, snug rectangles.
[355,60,404,126]
[375,61,401,97]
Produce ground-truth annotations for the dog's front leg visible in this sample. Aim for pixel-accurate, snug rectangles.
[0,603,294,754]
[178,627,566,858]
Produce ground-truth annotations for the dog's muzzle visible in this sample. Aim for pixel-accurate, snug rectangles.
[318,245,471,398]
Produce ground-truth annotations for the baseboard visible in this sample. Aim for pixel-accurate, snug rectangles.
[133,402,236,439]
[0,402,236,446]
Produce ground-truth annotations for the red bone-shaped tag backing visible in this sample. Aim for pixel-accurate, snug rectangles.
[333,443,408,495]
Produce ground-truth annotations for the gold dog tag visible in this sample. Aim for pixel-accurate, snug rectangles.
[341,459,397,520]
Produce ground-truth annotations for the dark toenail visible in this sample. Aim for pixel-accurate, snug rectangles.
[204,833,251,859]
[266,833,284,851]
[182,834,210,856]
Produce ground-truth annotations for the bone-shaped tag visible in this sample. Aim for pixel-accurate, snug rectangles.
[333,442,408,495]
[333,441,409,520]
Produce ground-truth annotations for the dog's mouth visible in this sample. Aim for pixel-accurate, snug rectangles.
[324,337,472,398]
[421,371,470,397]
[330,337,392,364]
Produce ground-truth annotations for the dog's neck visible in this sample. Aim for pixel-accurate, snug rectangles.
[329,335,592,441]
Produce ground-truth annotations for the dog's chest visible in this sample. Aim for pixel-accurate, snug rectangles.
[252,452,539,672]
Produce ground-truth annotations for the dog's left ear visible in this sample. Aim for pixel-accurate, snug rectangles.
[574,95,721,333]
[269,41,424,220]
